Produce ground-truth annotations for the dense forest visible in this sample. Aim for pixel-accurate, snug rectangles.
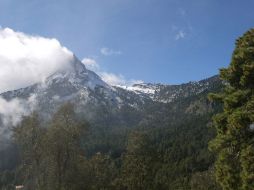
[0,104,221,190]
[0,29,254,190]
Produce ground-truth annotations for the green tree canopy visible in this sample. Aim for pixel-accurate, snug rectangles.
[209,28,254,190]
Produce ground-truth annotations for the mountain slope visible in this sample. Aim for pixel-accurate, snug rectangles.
[0,56,150,127]
[0,55,222,140]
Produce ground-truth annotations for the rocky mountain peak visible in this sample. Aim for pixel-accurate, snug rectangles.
[44,55,109,90]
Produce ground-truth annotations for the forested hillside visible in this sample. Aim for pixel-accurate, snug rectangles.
[0,75,223,189]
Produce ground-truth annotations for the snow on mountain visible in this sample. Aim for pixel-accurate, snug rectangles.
[118,75,221,103]
[45,55,109,90]
[0,54,222,145]
[0,53,221,138]
[116,83,158,98]
[0,54,221,112]
[0,55,150,127]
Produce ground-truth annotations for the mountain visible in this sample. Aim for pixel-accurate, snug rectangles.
[2,56,145,108]
[118,75,221,103]
[0,55,222,139]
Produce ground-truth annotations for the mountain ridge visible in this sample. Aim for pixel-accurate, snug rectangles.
[0,55,220,106]
[0,56,222,140]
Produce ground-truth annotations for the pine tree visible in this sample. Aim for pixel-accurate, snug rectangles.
[209,28,254,190]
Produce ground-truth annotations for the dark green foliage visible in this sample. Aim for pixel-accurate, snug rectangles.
[0,171,15,190]
[6,94,220,190]
[109,98,220,190]
[209,28,254,190]
[85,153,118,190]
[120,131,156,190]
[13,112,45,189]
[241,144,254,190]
[190,167,221,190]
[43,103,87,190]
[13,104,89,190]
[0,144,19,171]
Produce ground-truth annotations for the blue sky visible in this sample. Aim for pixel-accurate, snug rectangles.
[0,0,254,84]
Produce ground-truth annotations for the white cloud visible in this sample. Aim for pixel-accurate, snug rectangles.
[100,72,126,86]
[100,72,143,86]
[0,27,75,137]
[81,57,142,86]
[0,95,37,127]
[82,58,99,70]
[0,27,74,93]
[100,47,122,56]
[175,30,186,40]
[0,94,37,138]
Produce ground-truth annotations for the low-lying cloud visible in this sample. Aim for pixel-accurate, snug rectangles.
[0,27,74,94]
[81,58,99,71]
[0,95,37,127]
[0,94,37,139]
[82,58,143,86]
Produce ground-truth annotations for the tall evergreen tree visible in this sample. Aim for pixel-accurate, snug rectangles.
[209,29,254,190]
